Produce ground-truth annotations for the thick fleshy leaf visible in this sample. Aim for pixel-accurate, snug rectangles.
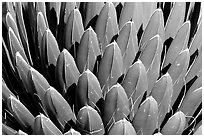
[122,59,148,120]
[95,2,119,52]
[193,124,202,135]
[142,2,157,29]
[2,37,15,71]
[165,2,185,40]
[15,2,33,65]
[189,19,202,56]
[36,2,48,26]
[108,118,136,135]
[163,21,190,68]
[29,67,50,105]
[8,27,29,64]
[168,49,190,84]
[185,46,202,83]
[37,11,48,58]
[64,2,76,24]
[139,9,164,51]
[2,79,16,104]
[55,49,80,95]
[132,96,158,135]
[6,11,21,43]
[102,83,129,129]
[7,95,35,132]
[116,21,138,72]
[161,111,186,135]
[119,2,142,31]
[44,86,76,129]
[150,73,173,127]
[2,124,17,135]
[64,128,81,135]
[98,41,123,95]
[77,27,101,73]
[179,87,202,117]
[48,2,61,25]
[187,70,202,96]
[41,29,60,67]
[33,114,62,135]
[140,35,161,71]
[65,8,84,50]
[146,35,163,92]
[81,2,104,28]
[15,52,31,93]
[168,49,190,107]
[76,69,103,111]
[76,105,105,135]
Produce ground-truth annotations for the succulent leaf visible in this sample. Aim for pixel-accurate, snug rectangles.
[55,49,80,95]
[98,41,123,95]
[7,95,35,132]
[102,83,129,129]
[165,2,185,40]
[161,111,186,135]
[122,59,148,119]
[95,2,119,52]
[150,73,173,127]
[76,69,103,112]
[76,105,105,135]
[163,21,190,68]
[108,118,136,135]
[132,96,159,135]
[77,27,101,73]
[44,86,76,129]
[65,8,84,50]
[33,114,62,135]
[116,21,138,73]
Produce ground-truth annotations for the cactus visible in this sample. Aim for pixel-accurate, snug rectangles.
[2,2,202,135]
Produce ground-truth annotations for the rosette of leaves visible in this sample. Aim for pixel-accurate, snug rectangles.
[2,2,202,135]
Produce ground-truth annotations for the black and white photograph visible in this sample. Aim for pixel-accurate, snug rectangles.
[1,2,202,135]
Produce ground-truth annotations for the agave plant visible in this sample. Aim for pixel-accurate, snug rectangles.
[2,2,202,135]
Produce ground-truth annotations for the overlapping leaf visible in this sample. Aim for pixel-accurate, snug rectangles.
[102,83,129,129]
[77,27,101,73]
[140,35,163,92]
[33,114,62,135]
[44,86,76,130]
[163,21,190,68]
[28,67,50,106]
[107,118,136,135]
[15,52,31,93]
[179,87,202,117]
[7,95,35,132]
[75,69,103,112]
[81,2,104,28]
[168,49,190,107]
[65,8,84,50]
[132,96,158,135]
[8,27,29,64]
[76,105,105,135]
[139,9,164,52]
[98,41,123,95]
[164,2,185,40]
[95,2,119,52]
[150,73,173,127]
[55,49,80,95]
[41,29,60,68]
[15,2,33,65]
[161,111,186,135]
[116,21,138,73]
[122,59,148,120]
